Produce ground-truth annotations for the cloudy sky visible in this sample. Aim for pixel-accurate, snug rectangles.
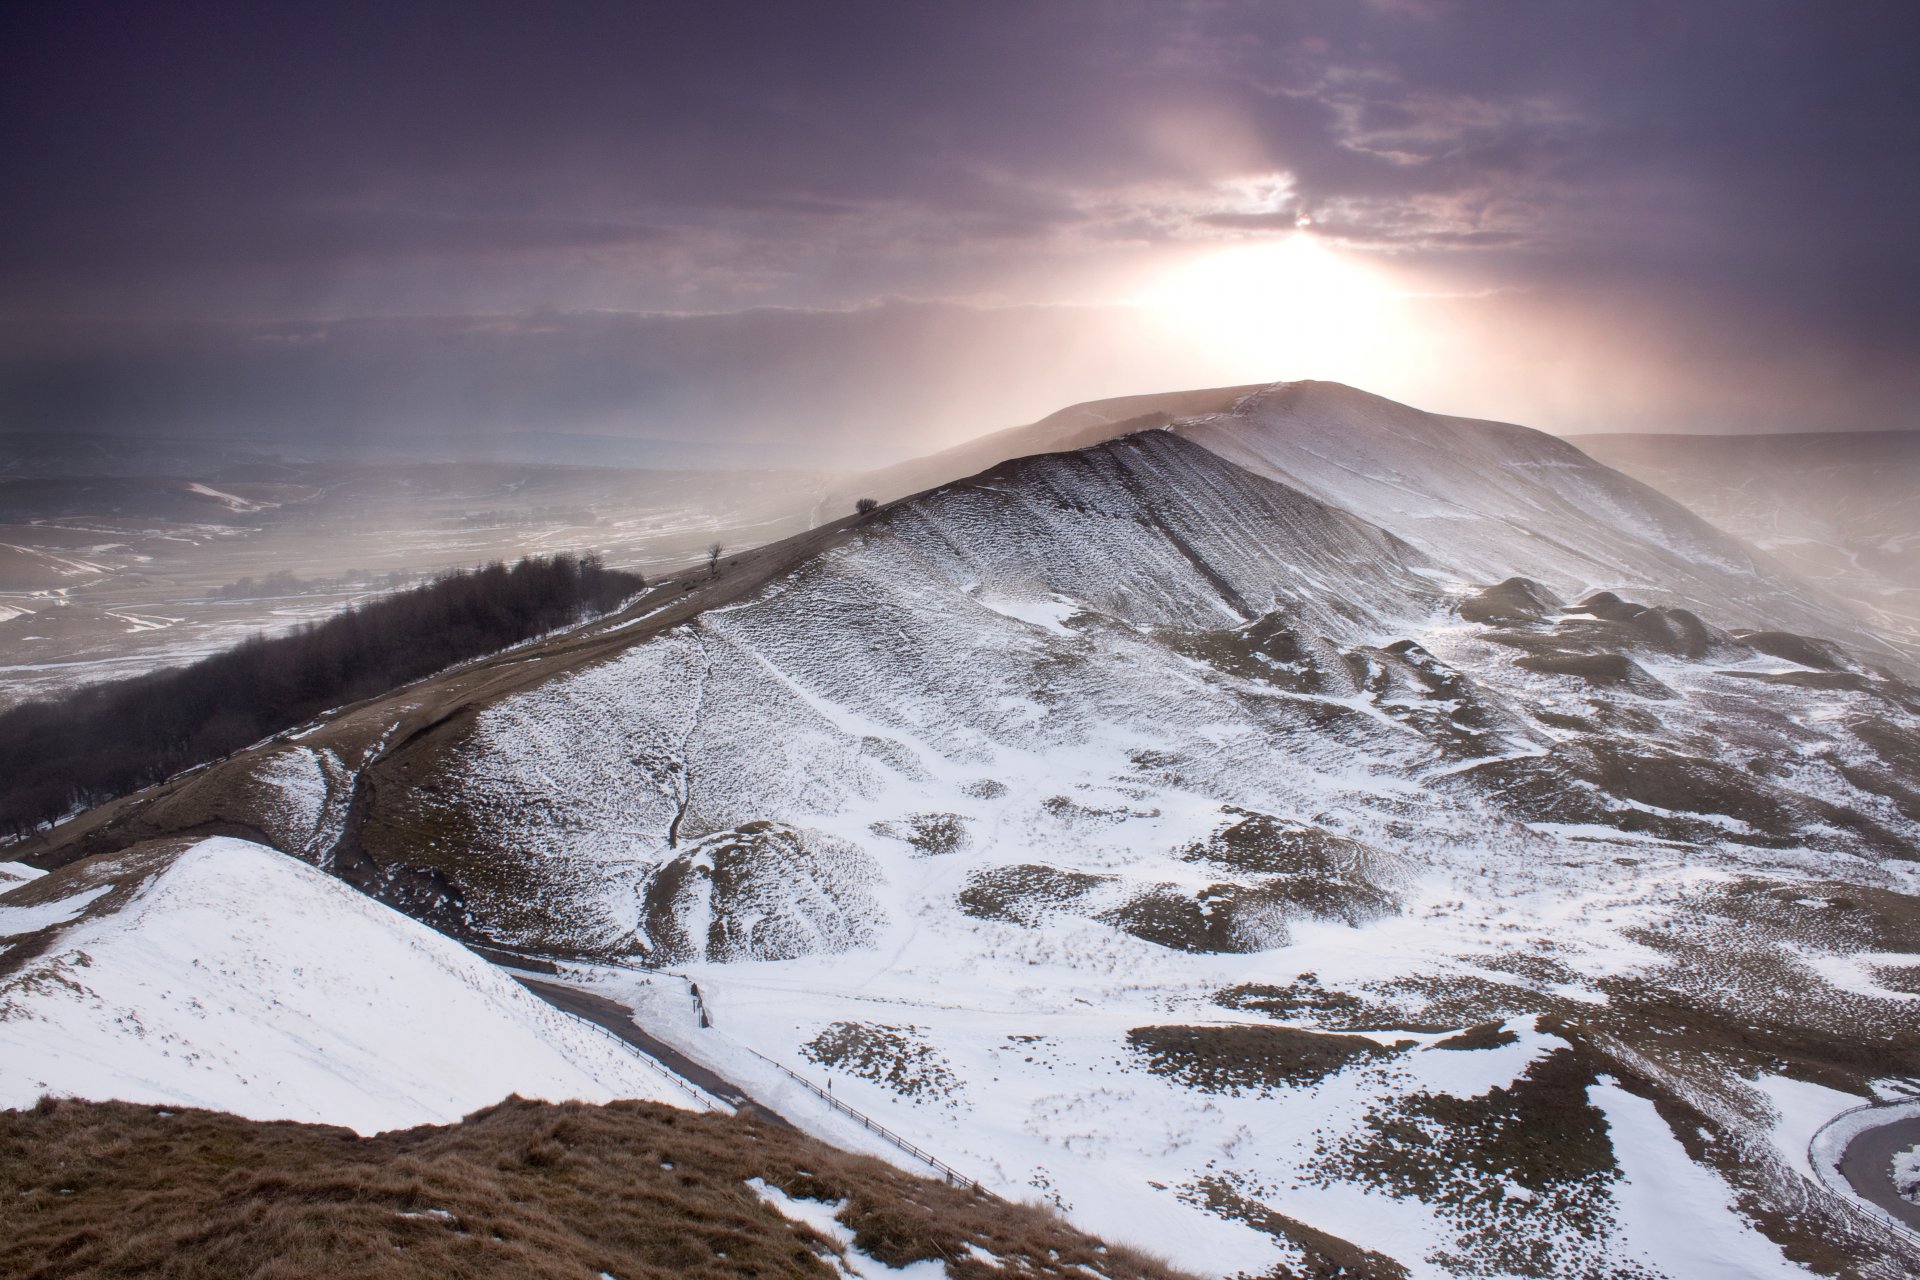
[3,1,1916,462]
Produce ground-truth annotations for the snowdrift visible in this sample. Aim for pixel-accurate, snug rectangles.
[0,837,706,1133]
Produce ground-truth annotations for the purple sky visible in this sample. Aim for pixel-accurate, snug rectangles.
[3,1,1917,461]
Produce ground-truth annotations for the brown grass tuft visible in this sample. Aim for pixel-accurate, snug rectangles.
[0,1095,1202,1280]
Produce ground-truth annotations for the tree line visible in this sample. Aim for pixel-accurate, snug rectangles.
[0,553,643,839]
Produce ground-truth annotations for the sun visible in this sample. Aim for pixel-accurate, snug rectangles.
[1142,234,1411,385]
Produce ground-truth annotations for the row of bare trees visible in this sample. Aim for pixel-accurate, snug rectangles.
[0,553,643,839]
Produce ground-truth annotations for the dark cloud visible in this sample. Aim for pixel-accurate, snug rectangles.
[1,1,1916,437]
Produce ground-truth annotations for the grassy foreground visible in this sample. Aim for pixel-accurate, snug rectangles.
[0,1095,1195,1280]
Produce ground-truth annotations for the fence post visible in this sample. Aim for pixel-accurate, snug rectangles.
[736,1044,994,1200]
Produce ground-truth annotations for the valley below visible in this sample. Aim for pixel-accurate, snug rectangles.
[0,438,827,709]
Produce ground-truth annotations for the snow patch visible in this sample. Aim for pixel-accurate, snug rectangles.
[1895,1145,1920,1206]
[977,593,1080,636]
[0,884,111,937]
[745,1177,947,1278]
[1591,1080,1818,1278]
[1750,1072,1867,1180]
[0,837,706,1133]
[1792,947,1920,1003]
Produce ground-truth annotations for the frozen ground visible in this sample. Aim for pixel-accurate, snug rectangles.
[16,383,1920,1276]
[0,837,709,1133]
[370,420,1917,1275]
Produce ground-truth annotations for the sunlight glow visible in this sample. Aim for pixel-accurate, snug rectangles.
[1142,234,1419,387]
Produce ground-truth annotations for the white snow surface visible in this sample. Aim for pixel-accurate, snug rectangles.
[1895,1146,1920,1206]
[0,837,706,1133]
[1178,382,1887,655]
[975,592,1082,636]
[0,884,111,939]
[745,1178,946,1278]
[1751,1072,1868,1180]
[1590,1081,1817,1279]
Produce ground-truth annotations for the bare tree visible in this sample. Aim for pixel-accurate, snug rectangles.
[706,542,723,578]
[855,497,879,516]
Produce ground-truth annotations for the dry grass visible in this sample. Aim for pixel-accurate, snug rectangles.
[1127,1024,1405,1095]
[801,1022,962,1104]
[0,1096,1199,1280]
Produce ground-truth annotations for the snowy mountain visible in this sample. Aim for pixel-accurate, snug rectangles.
[0,836,710,1133]
[1574,428,1920,662]
[1179,383,1897,661]
[10,382,1920,1278]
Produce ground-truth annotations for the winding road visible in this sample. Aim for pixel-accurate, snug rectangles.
[1837,1114,1920,1233]
[512,975,790,1125]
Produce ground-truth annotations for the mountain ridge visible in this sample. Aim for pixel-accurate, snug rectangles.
[1178,382,1901,666]
[6,380,1920,1277]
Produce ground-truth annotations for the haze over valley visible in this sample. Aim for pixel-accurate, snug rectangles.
[4,5,1919,1279]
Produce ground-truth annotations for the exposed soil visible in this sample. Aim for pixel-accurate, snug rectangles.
[1457,578,1562,627]
[1156,613,1336,694]
[1182,1175,1411,1280]
[958,863,1113,927]
[871,812,971,856]
[1431,1022,1521,1051]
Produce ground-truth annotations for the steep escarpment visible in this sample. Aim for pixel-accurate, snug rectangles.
[354,430,1448,956]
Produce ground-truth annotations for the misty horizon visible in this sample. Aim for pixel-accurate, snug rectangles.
[5,2,1919,460]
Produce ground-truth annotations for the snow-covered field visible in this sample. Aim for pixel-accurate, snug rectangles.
[0,837,709,1133]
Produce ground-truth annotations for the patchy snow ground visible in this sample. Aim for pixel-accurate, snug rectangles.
[37,388,1920,1276]
[0,837,708,1133]
[746,1178,947,1279]
[371,426,1920,1277]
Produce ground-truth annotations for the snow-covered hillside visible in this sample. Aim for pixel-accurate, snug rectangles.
[15,383,1920,1277]
[0,837,709,1133]
[352,428,1917,1275]
[1180,382,1892,661]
